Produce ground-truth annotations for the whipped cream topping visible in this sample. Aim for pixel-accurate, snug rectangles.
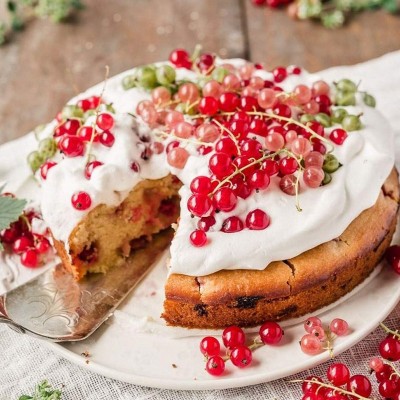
[38,60,395,276]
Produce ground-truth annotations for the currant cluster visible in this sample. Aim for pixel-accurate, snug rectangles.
[367,323,400,399]
[385,245,400,275]
[300,316,349,356]
[200,321,283,376]
[299,363,373,400]
[132,48,357,247]
[0,194,52,268]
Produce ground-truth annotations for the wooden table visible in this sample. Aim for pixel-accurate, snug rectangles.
[0,0,399,144]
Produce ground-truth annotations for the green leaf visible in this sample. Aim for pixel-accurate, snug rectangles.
[0,196,26,231]
[19,396,33,400]
[382,0,399,12]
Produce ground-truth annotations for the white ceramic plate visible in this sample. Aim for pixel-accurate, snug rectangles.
[2,134,399,390]
[47,245,400,391]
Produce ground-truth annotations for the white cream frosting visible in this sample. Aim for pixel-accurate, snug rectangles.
[38,60,395,276]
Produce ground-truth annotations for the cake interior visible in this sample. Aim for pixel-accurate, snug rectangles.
[55,174,181,279]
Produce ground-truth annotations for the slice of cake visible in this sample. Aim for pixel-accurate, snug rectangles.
[30,48,398,328]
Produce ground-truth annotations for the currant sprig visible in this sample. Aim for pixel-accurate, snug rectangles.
[201,321,284,376]
[300,316,350,357]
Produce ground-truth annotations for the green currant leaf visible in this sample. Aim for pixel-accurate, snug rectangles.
[0,196,26,231]
[18,396,33,400]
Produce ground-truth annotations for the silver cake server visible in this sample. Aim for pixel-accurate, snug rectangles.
[0,229,173,342]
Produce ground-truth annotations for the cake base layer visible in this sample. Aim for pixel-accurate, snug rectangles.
[163,169,399,329]
[53,174,181,280]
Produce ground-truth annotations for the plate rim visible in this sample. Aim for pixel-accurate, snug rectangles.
[45,266,400,391]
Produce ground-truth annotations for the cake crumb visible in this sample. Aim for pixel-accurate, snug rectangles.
[172,363,177,368]
[81,350,90,358]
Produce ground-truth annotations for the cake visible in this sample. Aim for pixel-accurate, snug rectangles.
[27,49,398,328]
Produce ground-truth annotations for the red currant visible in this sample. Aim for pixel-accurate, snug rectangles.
[230,345,252,368]
[35,238,50,254]
[279,174,297,196]
[209,153,233,178]
[190,230,207,247]
[199,96,219,116]
[246,209,270,230]
[99,131,115,147]
[346,374,372,398]
[187,194,213,217]
[262,159,279,176]
[85,161,103,179]
[213,187,237,212]
[200,336,220,357]
[13,237,33,254]
[279,157,298,175]
[222,325,246,349]
[240,96,258,112]
[97,113,114,131]
[376,363,394,382]
[71,191,92,210]
[205,355,225,376]
[59,135,84,157]
[240,139,262,158]
[40,161,57,180]
[219,92,240,112]
[215,137,239,158]
[329,129,348,145]
[272,67,287,83]
[273,104,291,118]
[221,216,244,233]
[326,363,350,386]
[169,48,192,69]
[379,334,400,361]
[190,176,212,194]
[379,379,397,398]
[197,53,215,72]
[248,170,270,190]
[20,249,39,268]
[54,119,81,137]
[301,376,323,394]
[259,321,283,344]
[78,126,95,142]
[197,216,216,232]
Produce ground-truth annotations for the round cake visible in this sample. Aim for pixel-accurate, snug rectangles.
[23,49,398,328]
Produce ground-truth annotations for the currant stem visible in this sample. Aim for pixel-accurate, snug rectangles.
[212,119,240,152]
[154,129,210,146]
[289,379,373,400]
[85,65,110,164]
[211,150,280,195]
[380,322,400,340]
[386,361,400,380]
[323,329,335,358]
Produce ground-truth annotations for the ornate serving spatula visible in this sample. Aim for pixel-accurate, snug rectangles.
[0,229,173,342]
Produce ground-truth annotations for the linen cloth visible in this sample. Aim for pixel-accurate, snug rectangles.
[1,50,400,399]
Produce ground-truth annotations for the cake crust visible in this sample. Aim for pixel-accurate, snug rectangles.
[162,169,399,328]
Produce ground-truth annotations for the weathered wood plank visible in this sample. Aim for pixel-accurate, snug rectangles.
[244,2,400,72]
[0,0,245,143]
